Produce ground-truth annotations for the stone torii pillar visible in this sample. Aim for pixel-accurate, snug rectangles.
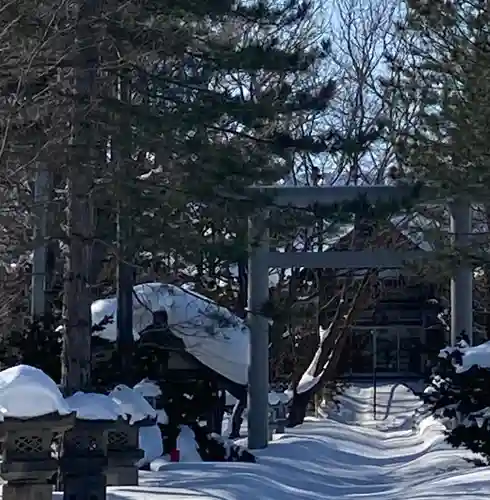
[449,200,473,345]
[247,214,270,450]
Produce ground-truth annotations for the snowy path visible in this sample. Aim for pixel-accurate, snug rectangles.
[59,384,490,500]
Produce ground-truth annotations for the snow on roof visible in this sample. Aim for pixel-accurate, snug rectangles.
[66,392,123,421]
[109,384,157,425]
[0,365,71,419]
[323,213,435,253]
[91,282,250,386]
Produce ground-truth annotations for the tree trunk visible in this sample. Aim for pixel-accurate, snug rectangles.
[62,180,93,394]
[31,148,50,321]
[236,258,248,318]
[61,0,99,395]
[286,272,375,427]
[229,396,246,438]
[115,72,135,384]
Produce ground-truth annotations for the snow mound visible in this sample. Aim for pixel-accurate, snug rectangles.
[66,392,123,421]
[268,391,291,405]
[137,424,164,467]
[149,426,202,470]
[110,384,156,425]
[177,426,202,462]
[91,282,250,385]
[440,340,490,373]
[0,365,71,419]
[328,383,423,429]
[132,379,168,424]
[133,379,162,398]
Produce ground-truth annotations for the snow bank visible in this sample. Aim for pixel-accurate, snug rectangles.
[139,403,481,500]
[0,365,71,419]
[110,384,157,425]
[66,392,123,421]
[91,282,250,385]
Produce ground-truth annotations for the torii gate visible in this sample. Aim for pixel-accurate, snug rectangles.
[246,185,472,449]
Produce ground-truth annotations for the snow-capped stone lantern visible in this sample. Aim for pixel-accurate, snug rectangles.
[60,392,123,500]
[105,385,157,486]
[0,366,75,500]
[105,420,144,486]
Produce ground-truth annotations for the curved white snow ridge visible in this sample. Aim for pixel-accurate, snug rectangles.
[91,282,250,385]
[328,383,426,430]
[97,383,487,500]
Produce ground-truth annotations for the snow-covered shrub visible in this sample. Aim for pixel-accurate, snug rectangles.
[423,338,490,464]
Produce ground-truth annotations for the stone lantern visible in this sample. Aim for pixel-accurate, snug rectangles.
[60,392,123,500]
[106,384,159,486]
[58,418,113,500]
[106,417,155,486]
[1,412,75,500]
[267,391,289,439]
[0,365,76,500]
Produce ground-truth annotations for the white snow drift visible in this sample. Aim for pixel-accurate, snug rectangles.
[132,382,486,500]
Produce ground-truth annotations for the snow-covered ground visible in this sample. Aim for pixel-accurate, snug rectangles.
[2,365,489,499]
[48,383,489,500]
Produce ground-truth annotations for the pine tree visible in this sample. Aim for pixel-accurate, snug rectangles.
[1,0,336,367]
[388,0,490,198]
